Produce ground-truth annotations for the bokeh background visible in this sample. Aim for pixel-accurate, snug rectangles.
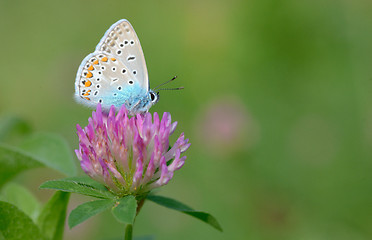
[1,0,372,239]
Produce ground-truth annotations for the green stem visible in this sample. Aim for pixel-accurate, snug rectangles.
[124,197,144,240]
[124,224,133,240]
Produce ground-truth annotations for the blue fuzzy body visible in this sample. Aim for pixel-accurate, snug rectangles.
[99,82,153,114]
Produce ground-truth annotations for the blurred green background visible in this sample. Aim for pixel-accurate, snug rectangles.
[1,0,372,239]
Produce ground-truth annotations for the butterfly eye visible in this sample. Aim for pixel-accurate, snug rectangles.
[150,92,157,102]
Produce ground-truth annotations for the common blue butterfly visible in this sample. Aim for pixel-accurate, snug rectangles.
[74,19,159,115]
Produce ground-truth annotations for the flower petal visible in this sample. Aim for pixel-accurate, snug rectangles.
[74,105,189,195]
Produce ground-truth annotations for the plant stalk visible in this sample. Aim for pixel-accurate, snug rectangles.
[124,224,133,240]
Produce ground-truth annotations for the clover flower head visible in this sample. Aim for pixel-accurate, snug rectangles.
[75,104,190,195]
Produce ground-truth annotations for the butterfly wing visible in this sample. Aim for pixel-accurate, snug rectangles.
[75,51,145,109]
[96,19,148,89]
[75,19,150,111]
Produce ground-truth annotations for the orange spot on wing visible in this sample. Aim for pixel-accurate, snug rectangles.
[85,80,92,87]
[111,58,116,61]
[88,65,94,71]
[102,57,108,62]
[82,90,91,96]
[93,60,99,65]
[86,72,93,78]
[84,97,90,100]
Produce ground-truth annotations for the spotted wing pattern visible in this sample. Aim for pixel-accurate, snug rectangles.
[75,19,149,109]
[96,19,148,89]
[75,52,139,109]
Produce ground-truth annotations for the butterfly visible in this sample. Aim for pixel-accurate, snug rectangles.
[74,19,161,115]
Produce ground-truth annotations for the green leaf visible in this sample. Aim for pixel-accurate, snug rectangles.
[147,195,223,232]
[18,133,76,177]
[0,115,31,143]
[0,144,43,188]
[68,199,114,228]
[0,183,41,221]
[36,191,70,240]
[65,176,111,192]
[39,177,115,199]
[112,195,137,224]
[0,201,45,240]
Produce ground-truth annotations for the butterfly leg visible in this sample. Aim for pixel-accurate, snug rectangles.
[125,99,145,115]
[131,100,143,113]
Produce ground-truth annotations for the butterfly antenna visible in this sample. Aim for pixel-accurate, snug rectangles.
[153,76,178,90]
[157,87,184,91]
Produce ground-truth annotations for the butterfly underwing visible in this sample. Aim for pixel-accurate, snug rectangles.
[74,19,159,115]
